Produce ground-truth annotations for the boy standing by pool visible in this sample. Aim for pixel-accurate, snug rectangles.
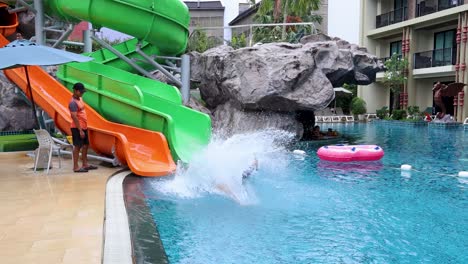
[69,82,97,173]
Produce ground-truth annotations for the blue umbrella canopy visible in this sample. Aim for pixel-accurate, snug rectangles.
[0,39,92,69]
[0,38,93,128]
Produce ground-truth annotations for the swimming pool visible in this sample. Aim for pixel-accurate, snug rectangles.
[128,124,468,263]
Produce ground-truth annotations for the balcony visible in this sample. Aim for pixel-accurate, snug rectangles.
[376,7,408,28]
[413,48,456,69]
[416,0,464,17]
[380,54,403,65]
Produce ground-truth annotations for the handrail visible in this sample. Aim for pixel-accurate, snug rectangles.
[380,54,403,63]
[376,7,408,28]
[414,47,456,69]
[416,0,464,17]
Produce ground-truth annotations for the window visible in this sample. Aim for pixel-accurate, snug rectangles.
[394,0,407,22]
[390,41,402,56]
[394,0,408,9]
[433,29,456,67]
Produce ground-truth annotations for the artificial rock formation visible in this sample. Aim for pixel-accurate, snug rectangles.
[190,34,383,136]
[0,74,35,131]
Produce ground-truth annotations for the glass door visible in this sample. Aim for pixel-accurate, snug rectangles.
[433,29,455,67]
[394,0,407,22]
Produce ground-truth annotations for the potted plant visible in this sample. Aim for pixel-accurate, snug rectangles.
[351,97,367,121]
[376,106,389,119]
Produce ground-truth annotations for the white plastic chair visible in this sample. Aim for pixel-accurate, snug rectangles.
[33,129,71,174]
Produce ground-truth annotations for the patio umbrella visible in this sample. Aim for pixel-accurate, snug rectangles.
[333,87,353,110]
[0,38,93,128]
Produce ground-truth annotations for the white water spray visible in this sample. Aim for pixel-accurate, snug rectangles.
[151,130,294,204]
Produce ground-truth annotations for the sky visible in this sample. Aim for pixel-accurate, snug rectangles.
[99,0,361,45]
[327,0,360,44]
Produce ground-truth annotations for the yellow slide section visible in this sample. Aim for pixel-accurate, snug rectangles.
[1,34,176,176]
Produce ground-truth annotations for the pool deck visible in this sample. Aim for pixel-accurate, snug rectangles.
[0,151,120,264]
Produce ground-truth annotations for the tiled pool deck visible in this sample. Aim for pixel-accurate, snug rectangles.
[0,151,120,264]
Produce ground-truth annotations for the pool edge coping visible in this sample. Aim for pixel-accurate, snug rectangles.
[103,170,133,264]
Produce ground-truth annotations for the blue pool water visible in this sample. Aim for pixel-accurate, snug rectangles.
[141,124,468,263]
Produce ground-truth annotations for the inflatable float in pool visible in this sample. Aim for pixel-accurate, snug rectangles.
[317,145,384,162]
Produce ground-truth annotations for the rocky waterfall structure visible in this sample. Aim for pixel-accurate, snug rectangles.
[190,34,384,137]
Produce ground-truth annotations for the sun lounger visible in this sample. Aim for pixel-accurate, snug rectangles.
[335,107,354,122]
[364,113,377,122]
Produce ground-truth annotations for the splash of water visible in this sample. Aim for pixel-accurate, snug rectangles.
[151,130,294,204]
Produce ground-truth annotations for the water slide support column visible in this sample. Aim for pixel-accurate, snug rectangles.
[33,0,44,45]
[16,0,35,14]
[51,24,73,48]
[90,35,155,79]
[134,42,183,87]
[83,29,92,53]
[181,54,190,105]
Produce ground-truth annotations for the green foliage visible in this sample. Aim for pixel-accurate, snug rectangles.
[376,106,389,119]
[258,0,321,20]
[407,106,420,117]
[383,54,408,110]
[383,54,408,93]
[187,29,223,53]
[253,0,321,44]
[335,83,356,114]
[253,24,283,43]
[231,33,248,49]
[392,109,407,120]
[351,97,367,115]
[342,83,357,96]
[252,21,315,44]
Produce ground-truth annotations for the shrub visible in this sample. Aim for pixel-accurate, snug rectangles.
[392,109,407,120]
[351,97,367,115]
[407,106,420,118]
[376,106,389,119]
[187,29,223,53]
[231,33,247,49]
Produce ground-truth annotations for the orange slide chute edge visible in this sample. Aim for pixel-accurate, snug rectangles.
[0,2,18,37]
[0,35,176,177]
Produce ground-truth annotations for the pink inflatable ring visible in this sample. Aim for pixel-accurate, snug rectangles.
[317,145,384,162]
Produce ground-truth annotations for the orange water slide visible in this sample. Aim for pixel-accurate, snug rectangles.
[0,35,176,176]
[0,2,18,37]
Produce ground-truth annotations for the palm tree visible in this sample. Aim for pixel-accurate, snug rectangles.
[259,0,321,38]
[259,0,321,21]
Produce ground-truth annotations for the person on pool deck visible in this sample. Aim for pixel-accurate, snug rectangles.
[69,82,98,173]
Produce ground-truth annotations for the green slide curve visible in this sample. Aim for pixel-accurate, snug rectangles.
[43,0,211,162]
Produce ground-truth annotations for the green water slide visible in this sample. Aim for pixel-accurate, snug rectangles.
[43,0,211,162]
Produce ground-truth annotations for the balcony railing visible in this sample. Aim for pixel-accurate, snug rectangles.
[380,54,403,64]
[376,7,408,28]
[416,0,464,17]
[413,48,456,69]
